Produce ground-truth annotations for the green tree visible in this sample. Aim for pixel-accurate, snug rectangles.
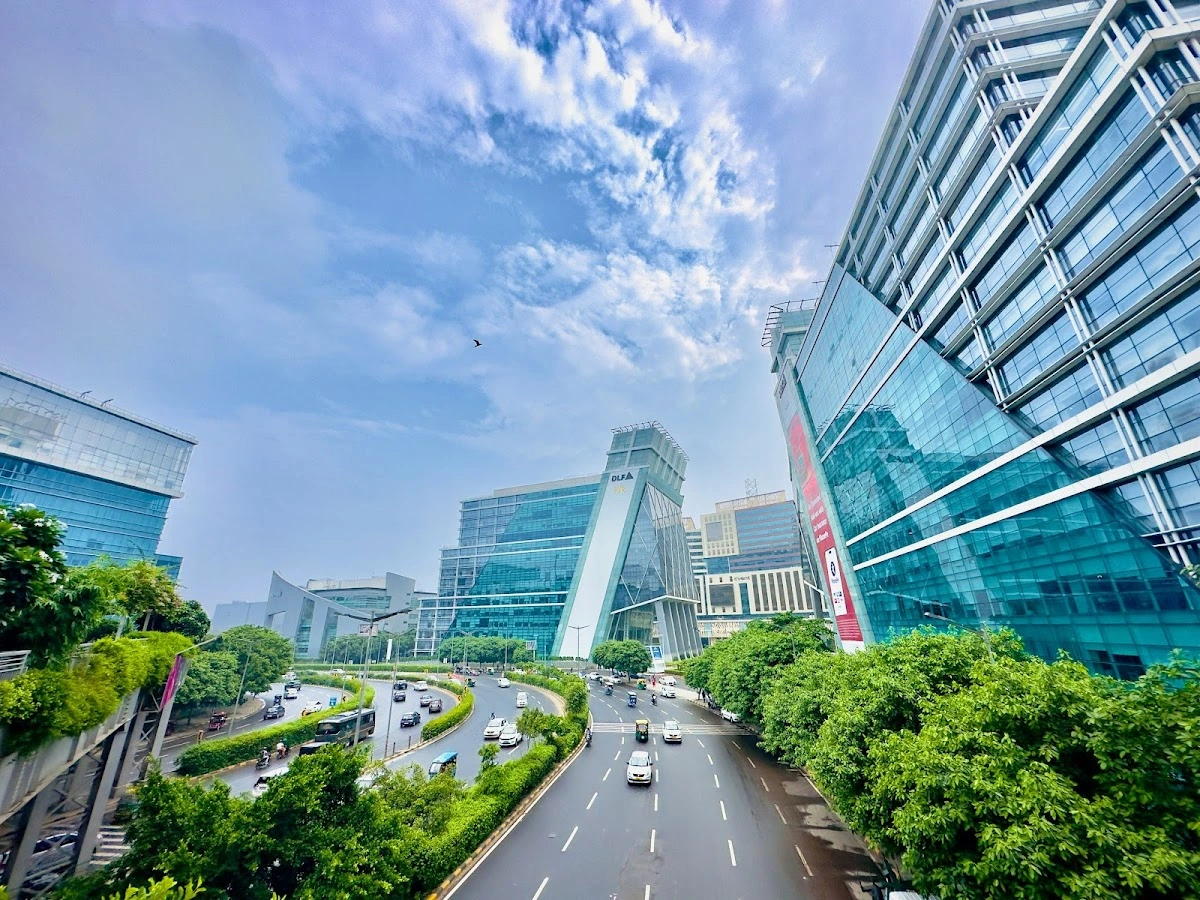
[212,625,292,695]
[73,558,181,623]
[158,600,210,642]
[477,742,499,774]
[173,651,241,716]
[325,629,416,665]
[515,708,554,742]
[869,653,1200,900]
[592,639,651,675]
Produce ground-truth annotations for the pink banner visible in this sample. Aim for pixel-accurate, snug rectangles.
[788,414,863,646]
[161,654,184,708]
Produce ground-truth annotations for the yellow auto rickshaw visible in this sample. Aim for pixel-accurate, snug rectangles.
[634,719,650,742]
[637,678,647,690]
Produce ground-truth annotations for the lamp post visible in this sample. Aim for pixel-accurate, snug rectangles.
[568,625,590,672]
[342,607,410,753]
[923,611,995,664]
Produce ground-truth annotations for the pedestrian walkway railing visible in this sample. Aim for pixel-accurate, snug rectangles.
[0,651,30,681]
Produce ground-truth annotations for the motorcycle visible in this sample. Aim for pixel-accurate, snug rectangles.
[585,731,592,747]
[255,752,270,770]
[604,686,613,696]
[651,694,657,706]
[276,745,289,760]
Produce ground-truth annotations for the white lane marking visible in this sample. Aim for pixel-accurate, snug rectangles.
[654,751,659,762]
[795,845,814,877]
[561,825,578,852]
[654,767,659,782]
[731,740,741,750]
[746,758,756,769]
[696,739,705,748]
[728,839,737,867]
[603,768,612,781]
[775,803,787,824]
[720,800,727,820]
[587,792,597,810]
[654,793,658,812]
[652,737,657,745]
[760,777,769,793]
[614,751,621,761]
[532,876,549,899]
[621,736,625,745]
[644,886,651,900]
[706,754,713,765]
[713,773,720,788]
[650,829,656,853]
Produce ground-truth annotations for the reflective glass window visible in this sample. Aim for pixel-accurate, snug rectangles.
[999,310,1080,394]
[1057,416,1129,474]
[983,264,1059,349]
[1128,373,1200,453]
[1102,282,1200,388]
[1014,361,1103,430]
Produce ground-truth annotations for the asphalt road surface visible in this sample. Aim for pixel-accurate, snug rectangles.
[444,681,881,900]
[212,675,559,795]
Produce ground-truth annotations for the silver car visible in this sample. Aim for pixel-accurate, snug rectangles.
[626,751,652,784]
[483,717,507,739]
[498,724,523,747]
[662,720,682,743]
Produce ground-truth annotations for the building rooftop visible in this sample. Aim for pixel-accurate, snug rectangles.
[714,491,789,512]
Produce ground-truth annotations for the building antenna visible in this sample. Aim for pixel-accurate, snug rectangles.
[745,477,758,498]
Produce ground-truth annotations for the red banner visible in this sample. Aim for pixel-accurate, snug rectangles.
[788,414,864,648]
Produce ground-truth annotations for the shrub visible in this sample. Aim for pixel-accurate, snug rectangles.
[0,632,191,755]
[173,681,373,776]
[420,686,473,742]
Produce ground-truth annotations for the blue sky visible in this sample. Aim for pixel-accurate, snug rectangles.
[1,0,925,609]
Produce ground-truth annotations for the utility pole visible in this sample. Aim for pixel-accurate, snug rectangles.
[568,625,590,672]
[346,607,409,752]
[228,645,253,734]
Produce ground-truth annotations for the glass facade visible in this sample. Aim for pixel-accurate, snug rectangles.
[766,0,1200,675]
[0,367,195,568]
[417,478,600,657]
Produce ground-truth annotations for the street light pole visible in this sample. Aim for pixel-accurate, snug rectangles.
[923,611,995,663]
[228,646,253,735]
[568,625,590,672]
[347,607,409,753]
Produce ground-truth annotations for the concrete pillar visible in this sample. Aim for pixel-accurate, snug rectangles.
[114,710,150,791]
[149,658,188,760]
[72,725,130,876]
[4,779,54,890]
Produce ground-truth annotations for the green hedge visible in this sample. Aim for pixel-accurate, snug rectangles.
[505,670,589,758]
[292,661,453,675]
[420,683,473,742]
[173,680,373,776]
[0,632,192,756]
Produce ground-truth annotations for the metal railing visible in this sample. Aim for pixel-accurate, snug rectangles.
[0,652,30,681]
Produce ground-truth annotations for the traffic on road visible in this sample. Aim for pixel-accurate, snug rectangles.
[444,675,881,900]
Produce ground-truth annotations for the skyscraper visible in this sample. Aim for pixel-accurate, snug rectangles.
[418,423,703,663]
[0,364,194,574]
[765,0,1200,676]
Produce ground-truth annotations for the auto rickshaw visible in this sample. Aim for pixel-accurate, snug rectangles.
[627,691,638,708]
[466,677,476,688]
[636,678,647,690]
[634,719,650,743]
[604,685,613,696]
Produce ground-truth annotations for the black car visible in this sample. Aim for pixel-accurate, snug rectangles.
[399,711,421,727]
[284,680,301,691]
[393,680,408,691]
[428,698,444,713]
[263,703,286,720]
[392,690,406,703]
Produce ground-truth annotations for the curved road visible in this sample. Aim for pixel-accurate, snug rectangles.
[444,680,881,900]
[211,675,559,795]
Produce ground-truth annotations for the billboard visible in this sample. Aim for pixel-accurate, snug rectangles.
[777,376,866,651]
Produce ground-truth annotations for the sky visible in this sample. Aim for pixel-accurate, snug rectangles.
[0,0,926,610]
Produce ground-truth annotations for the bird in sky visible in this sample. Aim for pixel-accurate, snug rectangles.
[472,339,482,347]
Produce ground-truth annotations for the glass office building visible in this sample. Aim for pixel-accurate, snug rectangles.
[765,0,1200,675]
[0,365,195,569]
[418,423,703,662]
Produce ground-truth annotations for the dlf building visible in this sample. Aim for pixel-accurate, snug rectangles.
[418,422,703,664]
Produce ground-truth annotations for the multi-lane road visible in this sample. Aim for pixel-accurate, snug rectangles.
[446,681,880,900]
[205,675,560,795]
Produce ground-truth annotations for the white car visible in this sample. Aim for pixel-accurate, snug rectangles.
[483,717,507,739]
[498,724,523,747]
[283,686,299,700]
[252,771,284,798]
[663,676,676,686]
[586,672,602,681]
[721,708,740,723]
[415,680,429,691]
[330,668,345,675]
[515,691,528,708]
[626,751,653,784]
[659,686,676,698]
[301,700,325,717]
[662,720,682,743]
[497,676,510,688]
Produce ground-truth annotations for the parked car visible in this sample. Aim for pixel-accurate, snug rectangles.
[626,751,652,785]
[400,711,421,727]
[263,703,286,720]
[515,691,528,708]
[419,694,433,707]
[483,717,507,739]
[662,720,682,743]
[301,701,325,717]
[498,724,523,747]
[660,686,676,698]
[428,698,444,713]
[721,708,740,723]
[497,677,510,688]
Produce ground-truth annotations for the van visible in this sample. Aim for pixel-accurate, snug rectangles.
[428,751,458,777]
[515,691,528,708]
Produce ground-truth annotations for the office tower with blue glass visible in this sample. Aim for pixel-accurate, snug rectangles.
[765,0,1200,676]
[0,364,194,574]
[417,422,703,663]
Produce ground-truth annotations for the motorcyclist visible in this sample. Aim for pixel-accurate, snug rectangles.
[257,748,270,768]
[276,741,287,759]
[585,727,592,747]
[651,693,657,705]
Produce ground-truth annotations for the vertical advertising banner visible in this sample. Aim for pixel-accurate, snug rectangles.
[782,405,866,651]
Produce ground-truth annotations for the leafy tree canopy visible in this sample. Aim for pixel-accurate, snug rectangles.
[212,625,292,695]
[174,650,241,714]
[437,635,533,665]
[324,629,415,665]
[159,600,211,643]
[72,557,181,621]
[591,639,652,676]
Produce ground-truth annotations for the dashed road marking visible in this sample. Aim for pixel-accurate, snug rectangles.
[654,767,659,783]
[728,839,737,867]
[795,845,814,877]
[561,825,578,852]
[644,886,651,900]
[587,792,597,810]
[532,876,549,900]
[774,803,787,824]
[614,751,621,761]
[761,777,769,792]
[696,739,705,748]
[654,793,658,812]
[654,751,659,762]
[650,829,656,853]
[720,800,727,820]
[714,773,720,788]
[706,754,713,765]
[746,758,756,769]
[603,768,611,781]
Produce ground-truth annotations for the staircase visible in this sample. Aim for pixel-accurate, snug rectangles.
[89,827,129,867]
